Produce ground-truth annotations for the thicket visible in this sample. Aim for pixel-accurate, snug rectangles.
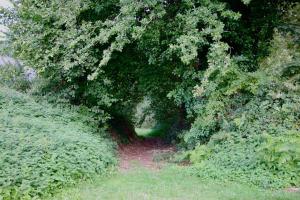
[1,0,299,190]
[184,4,300,188]
[0,86,116,199]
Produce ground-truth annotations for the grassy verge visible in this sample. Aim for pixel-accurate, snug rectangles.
[51,166,299,200]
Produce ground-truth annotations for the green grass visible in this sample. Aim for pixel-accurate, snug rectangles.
[51,166,299,200]
[135,128,158,137]
[135,124,168,138]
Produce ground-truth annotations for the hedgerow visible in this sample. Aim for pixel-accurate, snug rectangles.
[0,87,116,199]
[185,7,300,188]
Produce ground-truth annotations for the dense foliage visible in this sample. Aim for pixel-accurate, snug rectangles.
[1,0,299,192]
[0,64,30,90]
[0,87,116,199]
[3,0,244,124]
[185,4,300,188]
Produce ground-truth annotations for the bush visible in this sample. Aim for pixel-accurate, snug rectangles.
[189,145,211,164]
[259,132,300,184]
[0,87,116,199]
[185,14,300,188]
[0,65,30,91]
[188,134,300,188]
[186,82,300,188]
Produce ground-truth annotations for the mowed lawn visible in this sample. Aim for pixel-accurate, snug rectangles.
[51,166,299,200]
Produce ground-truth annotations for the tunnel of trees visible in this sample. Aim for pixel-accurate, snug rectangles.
[1,0,300,194]
[2,0,299,142]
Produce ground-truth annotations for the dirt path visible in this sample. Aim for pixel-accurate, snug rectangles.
[118,138,174,171]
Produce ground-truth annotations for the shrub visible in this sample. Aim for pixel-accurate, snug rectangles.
[189,145,211,164]
[183,6,300,188]
[259,131,300,185]
[188,134,300,188]
[0,87,116,199]
[0,64,30,91]
[186,83,300,188]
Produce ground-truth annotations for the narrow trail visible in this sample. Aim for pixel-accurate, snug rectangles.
[52,135,300,200]
[118,138,174,171]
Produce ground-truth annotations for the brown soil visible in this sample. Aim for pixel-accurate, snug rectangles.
[118,138,174,172]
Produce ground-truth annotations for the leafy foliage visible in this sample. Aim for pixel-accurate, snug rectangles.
[0,87,116,199]
[259,132,300,178]
[185,4,300,188]
[0,64,30,91]
[1,0,300,192]
[3,0,242,129]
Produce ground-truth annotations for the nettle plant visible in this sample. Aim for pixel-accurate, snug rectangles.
[0,87,116,199]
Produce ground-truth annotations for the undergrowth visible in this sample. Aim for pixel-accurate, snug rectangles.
[0,87,116,199]
[183,11,300,189]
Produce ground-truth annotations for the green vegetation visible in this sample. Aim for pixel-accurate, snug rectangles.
[0,87,116,199]
[0,65,30,91]
[183,24,300,188]
[135,124,168,138]
[51,167,299,200]
[135,127,162,138]
[134,98,172,139]
[0,0,299,199]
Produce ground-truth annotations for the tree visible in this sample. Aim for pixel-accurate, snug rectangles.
[4,0,294,138]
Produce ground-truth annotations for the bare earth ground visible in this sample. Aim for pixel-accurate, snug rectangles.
[118,138,174,171]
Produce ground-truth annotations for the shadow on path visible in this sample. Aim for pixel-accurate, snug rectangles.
[118,138,174,172]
